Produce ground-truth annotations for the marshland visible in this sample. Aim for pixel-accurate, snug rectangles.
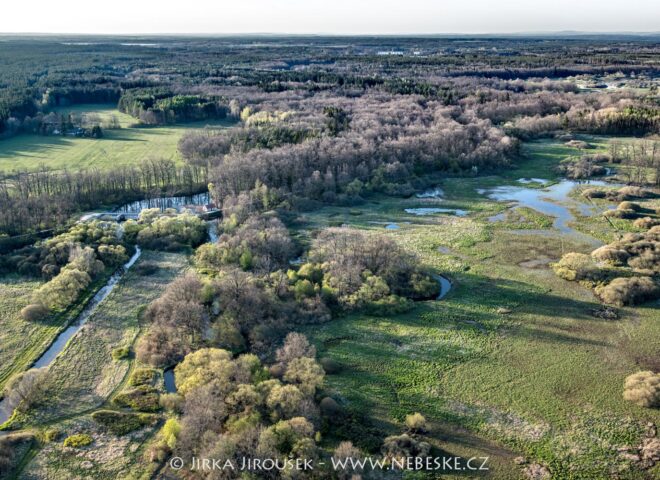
[0,35,658,480]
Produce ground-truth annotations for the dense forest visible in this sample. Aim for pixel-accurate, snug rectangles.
[0,36,658,236]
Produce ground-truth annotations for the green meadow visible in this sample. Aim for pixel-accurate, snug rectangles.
[299,137,660,479]
[0,105,234,173]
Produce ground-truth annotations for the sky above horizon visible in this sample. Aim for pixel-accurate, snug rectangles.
[1,1,659,35]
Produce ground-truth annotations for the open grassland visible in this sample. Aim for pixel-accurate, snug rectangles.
[0,275,47,391]
[0,105,234,173]
[301,137,660,479]
[24,251,188,425]
[20,415,158,480]
[51,104,137,129]
[0,273,115,394]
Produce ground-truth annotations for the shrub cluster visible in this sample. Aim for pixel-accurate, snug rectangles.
[623,371,660,408]
[554,226,660,306]
[123,209,208,251]
[91,410,156,436]
[151,345,326,473]
[113,385,161,412]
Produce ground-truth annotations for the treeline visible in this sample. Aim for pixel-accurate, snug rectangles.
[0,159,207,235]
[610,141,660,186]
[179,123,320,162]
[1,221,130,324]
[118,89,229,125]
[2,112,107,139]
[0,86,120,138]
[2,35,658,137]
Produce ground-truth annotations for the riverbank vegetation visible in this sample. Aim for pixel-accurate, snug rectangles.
[0,35,659,480]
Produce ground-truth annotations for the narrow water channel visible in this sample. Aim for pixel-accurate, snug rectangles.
[0,246,142,425]
[208,220,219,243]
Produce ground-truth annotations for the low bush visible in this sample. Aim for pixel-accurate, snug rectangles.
[134,262,160,276]
[43,428,61,442]
[604,208,638,219]
[381,433,431,462]
[634,217,660,230]
[595,276,660,306]
[558,157,607,179]
[159,393,184,413]
[320,357,342,374]
[20,303,49,321]
[552,253,602,282]
[591,246,629,265]
[92,410,156,435]
[404,412,427,433]
[63,433,93,448]
[620,201,643,211]
[616,186,657,200]
[111,346,131,360]
[320,397,343,417]
[129,368,157,387]
[565,140,592,149]
[582,188,606,199]
[623,371,660,408]
[113,385,161,412]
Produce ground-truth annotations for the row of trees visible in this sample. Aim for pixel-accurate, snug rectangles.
[4,221,130,320]
[118,90,230,125]
[610,141,660,186]
[0,158,207,235]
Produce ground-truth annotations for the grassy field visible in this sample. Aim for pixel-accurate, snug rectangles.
[51,104,137,129]
[0,275,47,390]
[19,414,159,480]
[0,272,118,394]
[299,136,660,479]
[0,104,234,173]
[3,251,188,480]
[24,251,188,425]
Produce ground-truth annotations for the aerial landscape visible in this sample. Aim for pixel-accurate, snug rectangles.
[0,3,659,479]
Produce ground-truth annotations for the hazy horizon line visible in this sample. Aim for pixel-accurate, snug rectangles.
[2,30,660,37]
